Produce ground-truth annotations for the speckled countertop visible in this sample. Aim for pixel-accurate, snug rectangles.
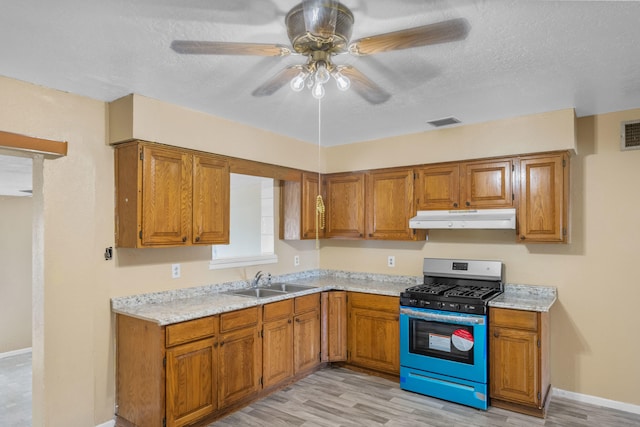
[111,270,419,326]
[489,283,557,312]
[111,270,557,325]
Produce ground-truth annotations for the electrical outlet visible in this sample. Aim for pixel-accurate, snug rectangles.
[294,255,300,266]
[171,263,181,279]
[387,256,395,268]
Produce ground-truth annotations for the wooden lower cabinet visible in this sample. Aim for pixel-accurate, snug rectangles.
[294,306,321,374]
[321,291,348,362]
[166,338,217,427]
[262,300,294,388]
[347,292,400,375]
[116,314,219,427]
[217,307,262,409]
[489,307,550,417]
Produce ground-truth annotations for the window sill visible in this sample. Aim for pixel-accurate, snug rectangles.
[209,254,278,270]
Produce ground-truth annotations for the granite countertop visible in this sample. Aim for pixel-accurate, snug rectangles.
[111,270,418,326]
[489,283,557,312]
[111,270,558,325]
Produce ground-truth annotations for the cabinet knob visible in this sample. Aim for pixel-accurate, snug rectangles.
[288,319,292,324]
[369,233,373,237]
[520,235,526,240]
[494,331,499,338]
[466,201,471,207]
[359,233,363,237]
[182,236,187,242]
[195,236,200,242]
[453,203,458,208]
[219,341,225,347]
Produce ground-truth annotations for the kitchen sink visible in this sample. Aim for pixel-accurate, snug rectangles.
[269,283,317,293]
[231,288,287,298]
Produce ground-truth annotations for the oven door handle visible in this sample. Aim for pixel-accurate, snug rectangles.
[400,307,485,326]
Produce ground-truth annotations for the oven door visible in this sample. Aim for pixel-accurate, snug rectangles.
[400,306,488,384]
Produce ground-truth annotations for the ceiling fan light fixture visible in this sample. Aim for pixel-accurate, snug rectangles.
[332,69,350,91]
[290,71,308,92]
[315,62,331,84]
[312,81,325,99]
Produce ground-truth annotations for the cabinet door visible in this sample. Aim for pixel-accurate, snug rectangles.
[321,291,348,362]
[348,294,400,375]
[415,164,460,210]
[490,327,539,406]
[518,153,568,242]
[302,172,325,240]
[294,309,321,374]
[192,154,229,245]
[166,338,217,427]
[366,169,416,240]
[460,159,513,208]
[262,318,293,388]
[218,326,262,408]
[325,172,366,238]
[141,144,192,246]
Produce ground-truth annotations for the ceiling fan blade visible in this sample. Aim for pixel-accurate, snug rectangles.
[348,17,470,56]
[302,0,339,38]
[171,40,292,56]
[252,66,304,97]
[338,66,390,105]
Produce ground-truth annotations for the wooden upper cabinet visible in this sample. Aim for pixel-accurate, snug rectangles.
[141,144,192,246]
[280,172,325,240]
[460,159,514,208]
[517,152,569,243]
[415,164,460,210]
[115,141,230,248]
[302,172,325,240]
[192,154,230,245]
[324,172,366,239]
[416,159,513,211]
[366,168,420,240]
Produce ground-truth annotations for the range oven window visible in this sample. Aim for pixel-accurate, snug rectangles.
[409,318,475,365]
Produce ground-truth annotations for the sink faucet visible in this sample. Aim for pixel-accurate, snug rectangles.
[252,271,264,288]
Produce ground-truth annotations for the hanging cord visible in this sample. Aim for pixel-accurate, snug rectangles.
[315,97,325,250]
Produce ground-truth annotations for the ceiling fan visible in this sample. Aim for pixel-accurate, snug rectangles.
[171,0,470,104]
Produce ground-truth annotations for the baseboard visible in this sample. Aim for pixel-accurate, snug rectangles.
[96,420,115,427]
[0,347,32,359]
[553,387,640,415]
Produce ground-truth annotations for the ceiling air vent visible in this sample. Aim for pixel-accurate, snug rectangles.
[621,120,640,151]
[427,116,461,128]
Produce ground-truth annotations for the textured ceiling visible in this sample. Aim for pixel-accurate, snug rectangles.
[1,0,640,194]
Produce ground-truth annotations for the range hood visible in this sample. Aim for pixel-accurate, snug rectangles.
[409,208,516,230]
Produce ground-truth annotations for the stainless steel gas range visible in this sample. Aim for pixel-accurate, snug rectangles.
[399,257,504,410]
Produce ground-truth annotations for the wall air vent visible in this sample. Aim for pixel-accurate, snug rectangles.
[621,120,640,151]
[427,116,461,128]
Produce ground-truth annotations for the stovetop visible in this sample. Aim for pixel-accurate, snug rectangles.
[400,258,504,315]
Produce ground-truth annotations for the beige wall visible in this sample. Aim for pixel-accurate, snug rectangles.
[1,72,639,426]
[0,195,32,353]
[322,108,640,406]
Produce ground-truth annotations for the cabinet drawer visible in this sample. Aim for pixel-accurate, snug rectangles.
[490,308,538,331]
[220,306,260,333]
[264,299,294,321]
[295,293,320,315]
[348,292,399,313]
[166,316,218,347]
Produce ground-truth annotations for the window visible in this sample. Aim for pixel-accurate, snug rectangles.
[210,173,277,269]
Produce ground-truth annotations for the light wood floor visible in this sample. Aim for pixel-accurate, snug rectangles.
[211,367,640,427]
